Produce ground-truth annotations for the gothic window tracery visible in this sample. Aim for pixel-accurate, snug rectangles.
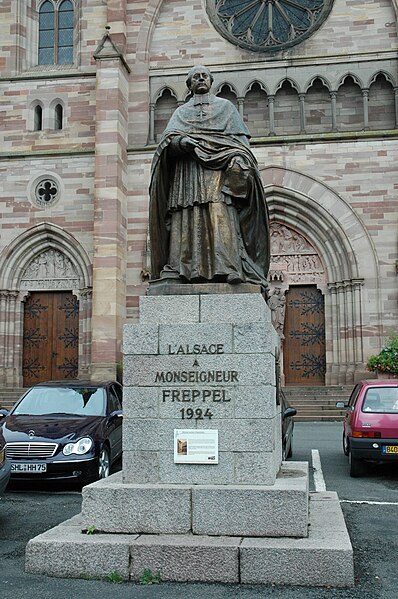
[206,0,333,53]
[38,0,74,65]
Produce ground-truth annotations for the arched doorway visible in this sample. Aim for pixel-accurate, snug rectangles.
[262,166,379,385]
[268,223,326,385]
[0,224,92,387]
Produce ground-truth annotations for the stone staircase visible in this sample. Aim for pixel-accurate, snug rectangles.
[0,388,25,411]
[282,385,352,421]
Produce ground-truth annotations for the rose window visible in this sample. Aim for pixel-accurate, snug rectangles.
[207,0,333,52]
[35,178,59,207]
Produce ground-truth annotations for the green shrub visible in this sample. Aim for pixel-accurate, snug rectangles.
[366,334,398,375]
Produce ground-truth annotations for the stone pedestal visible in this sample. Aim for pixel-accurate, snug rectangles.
[25,291,354,587]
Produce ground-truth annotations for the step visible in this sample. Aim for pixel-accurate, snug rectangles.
[0,389,25,411]
[283,386,350,421]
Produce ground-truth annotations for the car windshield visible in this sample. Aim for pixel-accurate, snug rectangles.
[12,386,106,417]
[362,387,398,414]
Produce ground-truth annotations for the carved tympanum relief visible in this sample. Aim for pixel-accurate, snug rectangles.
[269,224,325,284]
[21,249,79,290]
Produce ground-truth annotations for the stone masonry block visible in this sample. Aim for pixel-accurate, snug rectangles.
[25,518,132,579]
[123,386,159,419]
[139,295,200,324]
[81,474,191,534]
[234,451,277,485]
[233,322,279,354]
[200,294,271,323]
[123,417,183,451]
[196,417,276,452]
[122,450,160,483]
[158,450,235,485]
[234,385,276,418]
[130,534,240,583]
[159,386,235,419]
[159,323,233,354]
[123,353,275,386]
[192,462,309,537]
[240,492,354,587]
[123,415,278,456]
[123,323,159,354]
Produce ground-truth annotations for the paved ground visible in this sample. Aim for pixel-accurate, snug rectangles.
[1,422,397,599]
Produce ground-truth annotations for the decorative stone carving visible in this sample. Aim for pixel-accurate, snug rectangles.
[269,224,325,285]
[21,249,79,290]
[268,287,286,339]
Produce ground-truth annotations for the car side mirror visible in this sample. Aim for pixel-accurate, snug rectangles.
[335,401,348,409]
[109,410,123,419]
[283,407,297,419]
[0,408,9,419]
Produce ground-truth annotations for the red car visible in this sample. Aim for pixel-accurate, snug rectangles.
[336,380,398,477]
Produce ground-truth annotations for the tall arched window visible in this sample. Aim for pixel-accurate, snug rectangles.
[34,105,43,131]
[38,0,74,65]
[54,103,63,130]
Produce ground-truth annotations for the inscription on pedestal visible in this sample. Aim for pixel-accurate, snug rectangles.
[156,342,238,421]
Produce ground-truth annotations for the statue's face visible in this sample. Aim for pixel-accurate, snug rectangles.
[189,69,212,94]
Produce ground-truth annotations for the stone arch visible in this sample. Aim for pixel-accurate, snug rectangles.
[275,77,300,94]
[0,222,91,290]
[0,223,92,386]
[368,70,395,88]
[244,79,269,96]
[261,166,381,384]
[304,75,331,94]
[337,72,364,90]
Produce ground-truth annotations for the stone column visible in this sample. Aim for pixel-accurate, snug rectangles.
[330,91,337,131]
[394,87,398,128]
[362,89,369,130]
[148,102,155,144]
[74,288,92,378]
[237,97,244,119]
[91,33,130,380]
[0,290,22,386]
[268,95,275,135]
[299,93,306,134]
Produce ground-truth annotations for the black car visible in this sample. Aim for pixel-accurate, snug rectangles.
[0,428,11,493]
[1,380,122,483]
[280,390,297,461]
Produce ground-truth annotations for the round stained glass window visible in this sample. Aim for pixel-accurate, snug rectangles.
[206,0,333,53]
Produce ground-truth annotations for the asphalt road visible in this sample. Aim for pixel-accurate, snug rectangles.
[1,421,397,599]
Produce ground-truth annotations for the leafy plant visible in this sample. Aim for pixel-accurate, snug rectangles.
[105,570,124,583]
[85,525,96,535]
[366,334,398,375]
[140,568,162,585]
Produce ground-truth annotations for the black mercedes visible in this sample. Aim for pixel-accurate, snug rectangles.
[0,380,122,483]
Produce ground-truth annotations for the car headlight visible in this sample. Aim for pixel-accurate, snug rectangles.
[63,437,93,456]
[0,447,4,467]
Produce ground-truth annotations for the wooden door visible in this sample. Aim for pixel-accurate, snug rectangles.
[23,292,79,386]
[283,285,325,386]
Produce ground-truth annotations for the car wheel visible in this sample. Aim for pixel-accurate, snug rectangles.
[349,451,364,478]
[98,446,110,479]
[343,433,349,456]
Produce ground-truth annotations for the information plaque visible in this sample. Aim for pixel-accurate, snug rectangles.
[174,429,219,464]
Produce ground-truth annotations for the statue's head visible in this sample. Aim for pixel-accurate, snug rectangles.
[186,65,214,94]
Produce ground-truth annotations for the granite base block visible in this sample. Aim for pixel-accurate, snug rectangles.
[192,462,309,537]
[25,514,133,580]
[130,534,240,583]
[81,472,191,534]
[25,492,353,587]
[240,491,354,586]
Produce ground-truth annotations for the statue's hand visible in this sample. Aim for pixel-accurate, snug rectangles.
[179,136,198,153]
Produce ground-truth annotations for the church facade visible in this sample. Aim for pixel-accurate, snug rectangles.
[0,0,397,388]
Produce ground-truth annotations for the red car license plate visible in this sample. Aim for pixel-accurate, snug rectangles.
[382,446,398,454]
